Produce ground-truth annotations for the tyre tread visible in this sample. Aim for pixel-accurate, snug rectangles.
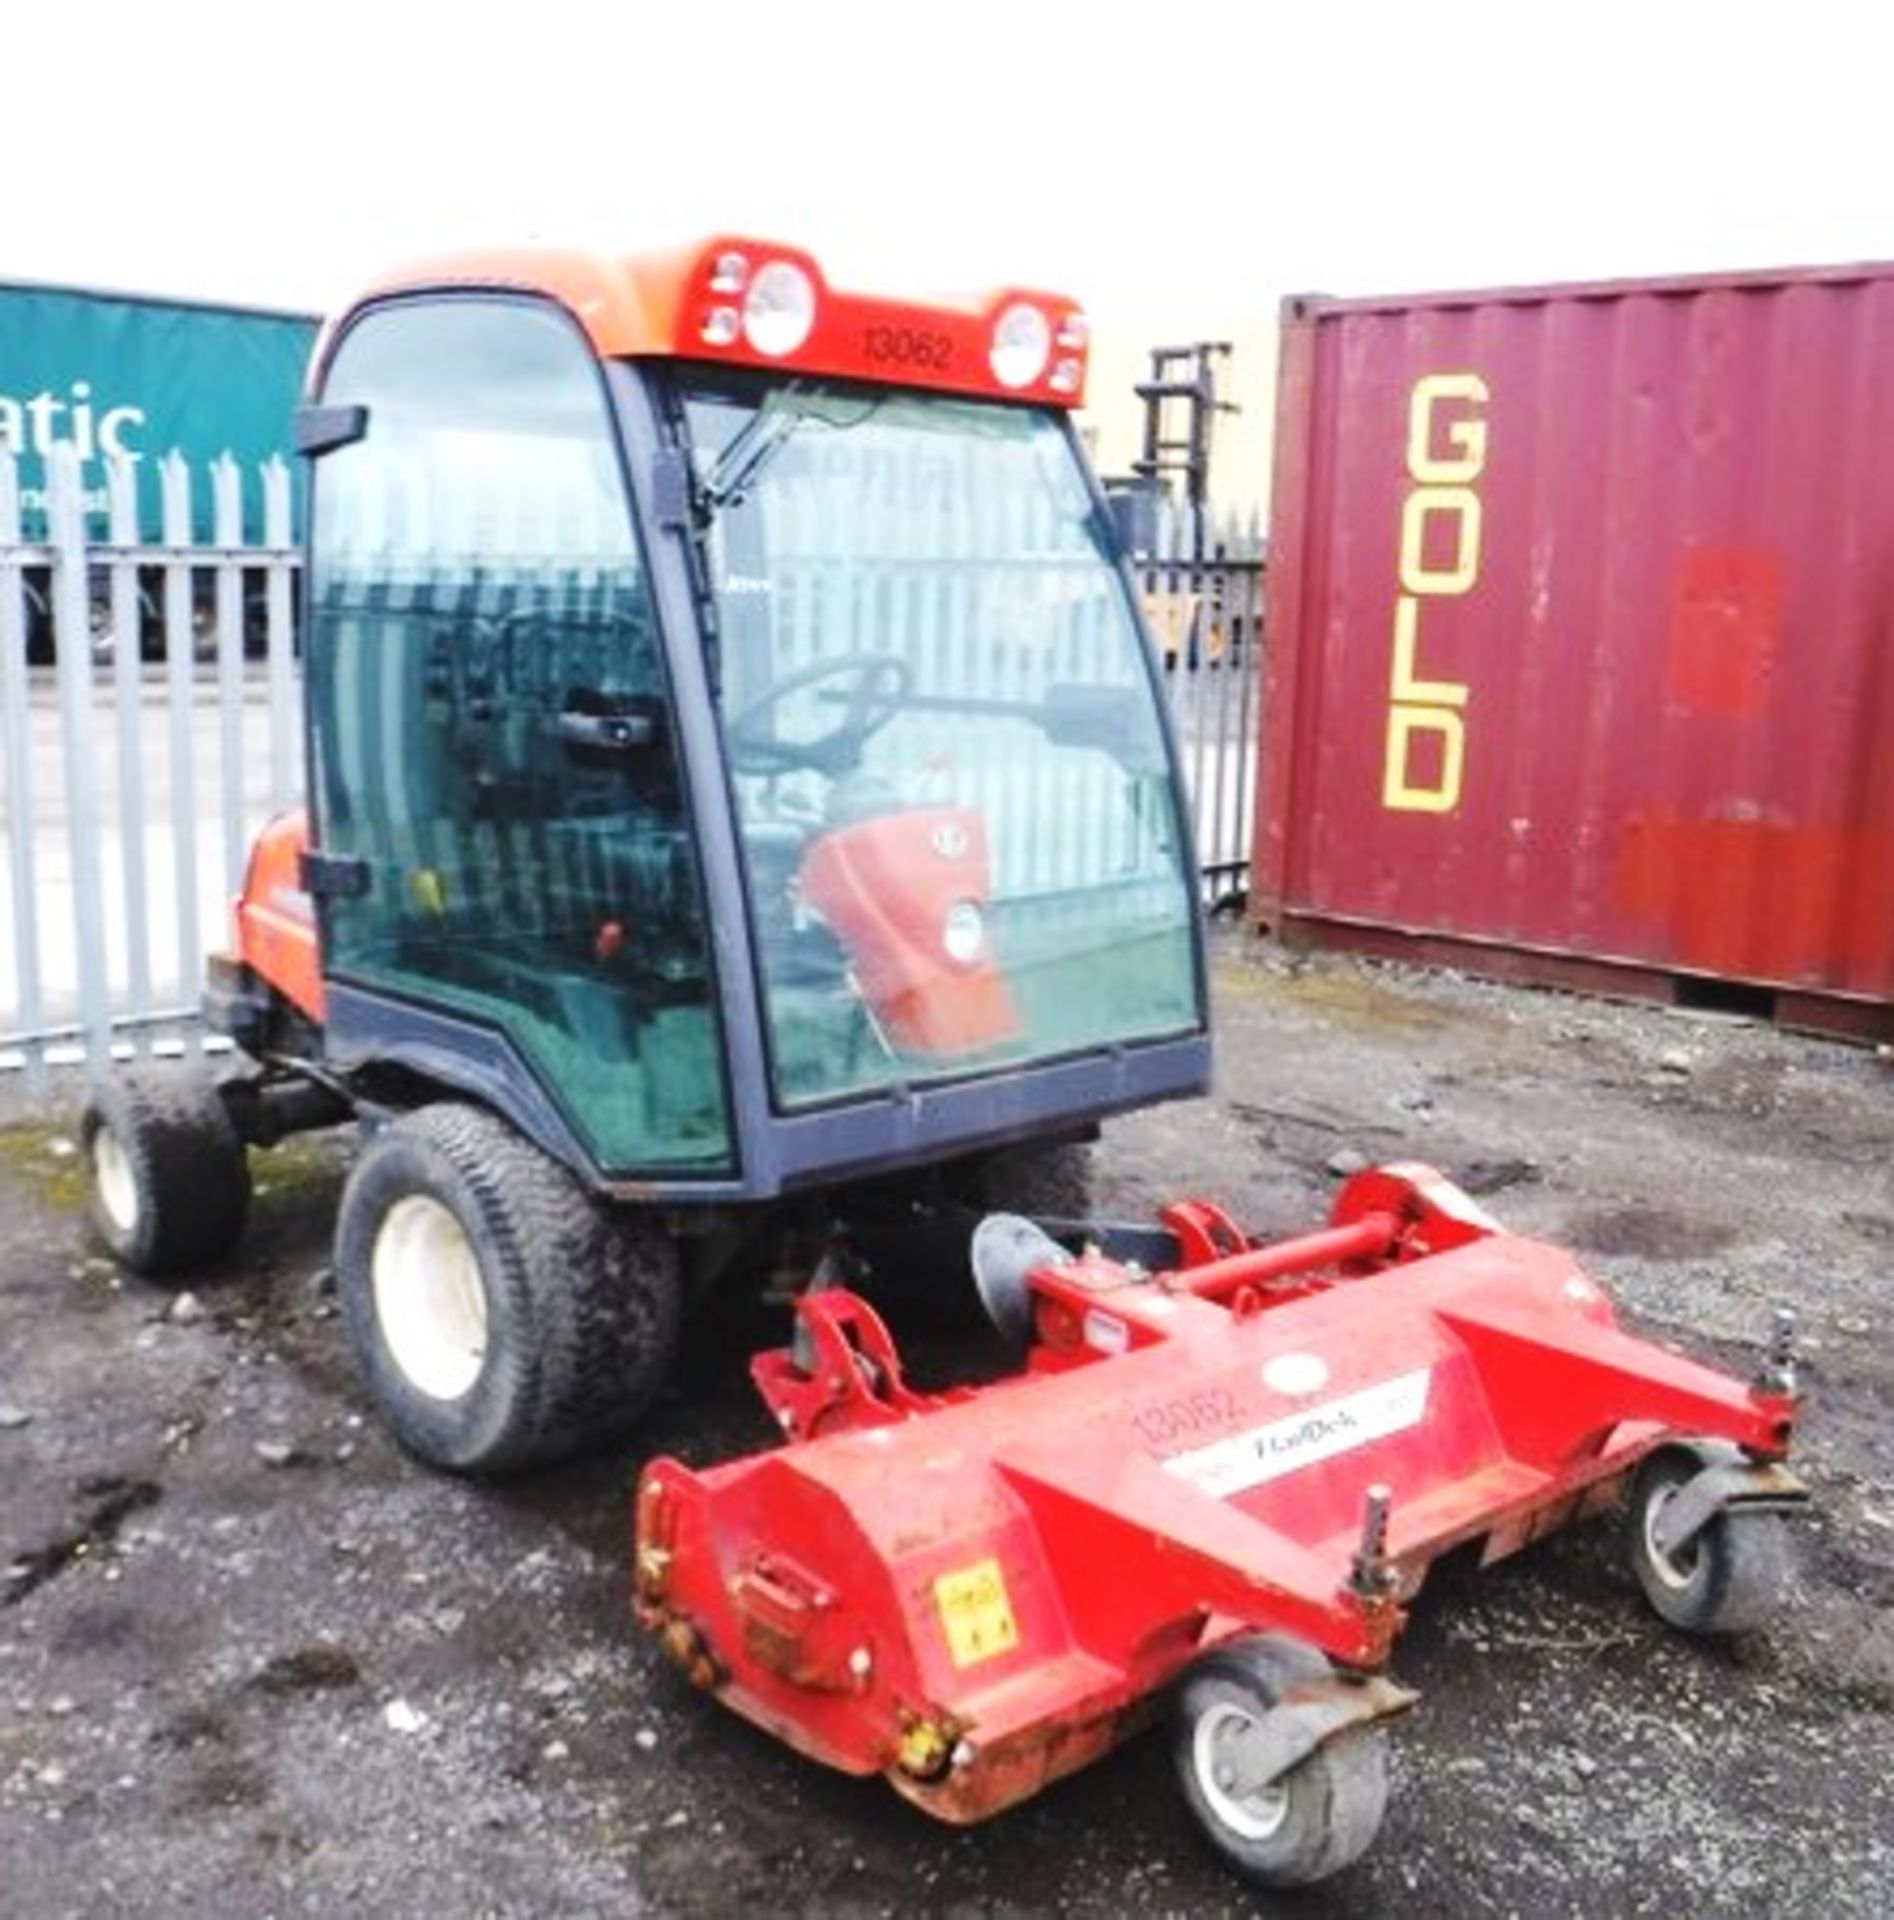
[82,1068,251,1277]
[336,1105,677,1473]
[960,1141,1095,1221]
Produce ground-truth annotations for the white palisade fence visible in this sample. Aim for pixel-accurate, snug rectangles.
[1,450,1260,1082]
[0,445,300,1088]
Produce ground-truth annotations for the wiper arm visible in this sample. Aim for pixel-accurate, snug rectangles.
[694,385,886,521]
[697,387,809,517]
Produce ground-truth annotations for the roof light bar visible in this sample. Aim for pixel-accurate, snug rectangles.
[348,238,1091,406]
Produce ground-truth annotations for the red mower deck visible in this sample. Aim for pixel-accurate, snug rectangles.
[634,1165,1805,1889]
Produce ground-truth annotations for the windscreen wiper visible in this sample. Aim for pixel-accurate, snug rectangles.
[698,392,807,516]
[695,386,885,519]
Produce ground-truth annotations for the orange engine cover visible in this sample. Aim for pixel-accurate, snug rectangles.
[234,809,324,1023]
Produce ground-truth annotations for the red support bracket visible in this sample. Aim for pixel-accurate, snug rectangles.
[750,1288,940,1442]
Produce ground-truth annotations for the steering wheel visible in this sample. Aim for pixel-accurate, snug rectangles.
[725,652,913,776]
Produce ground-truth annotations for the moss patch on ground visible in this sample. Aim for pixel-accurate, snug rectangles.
[0,1120,91,1212]
[1212,948,1454,1034]
[249,1131,353,1204]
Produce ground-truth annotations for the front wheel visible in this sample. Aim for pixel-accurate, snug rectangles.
[1173,1636,1390,1888]
[334,1105,679,1473]
[1626,1449,1790,1634]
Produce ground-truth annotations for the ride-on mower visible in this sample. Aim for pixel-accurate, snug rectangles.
[81,237,1210,1469]
[75,233,1808,1894]
[635,1164,1805,1889]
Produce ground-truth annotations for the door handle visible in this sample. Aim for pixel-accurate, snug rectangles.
[558,709,655,754]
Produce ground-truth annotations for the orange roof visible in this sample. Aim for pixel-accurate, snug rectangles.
[322,236,1091,407]
[351,238,784,358]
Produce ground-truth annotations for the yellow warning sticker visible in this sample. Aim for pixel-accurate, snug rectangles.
[933,1558,1020,1669]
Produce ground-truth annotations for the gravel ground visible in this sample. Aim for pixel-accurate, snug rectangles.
[1,932,1889,1918]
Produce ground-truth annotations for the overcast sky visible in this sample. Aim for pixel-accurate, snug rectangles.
[8,1,1886,326]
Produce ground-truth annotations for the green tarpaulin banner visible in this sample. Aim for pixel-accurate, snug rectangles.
[0,283,316,541]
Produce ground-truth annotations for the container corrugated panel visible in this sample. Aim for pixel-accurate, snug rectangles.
[1254,262,1894,1032]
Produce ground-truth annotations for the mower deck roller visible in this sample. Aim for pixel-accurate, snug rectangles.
[635,1164,1805,1889]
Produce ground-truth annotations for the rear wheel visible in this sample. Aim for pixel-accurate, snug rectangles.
[838,1142,1095,1327]
[1173,1636,1390,1888]
[335,1104,679,1473]
[956,1140,1094,1224]
[81,1069,251,1277]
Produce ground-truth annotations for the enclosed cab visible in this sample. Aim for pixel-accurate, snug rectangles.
[83,237,1210,1470]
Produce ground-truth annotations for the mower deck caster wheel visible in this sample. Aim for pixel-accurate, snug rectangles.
[1173,1635,1389,1888]
[1627,1449,1790,1634]
[81,1068,252,1277]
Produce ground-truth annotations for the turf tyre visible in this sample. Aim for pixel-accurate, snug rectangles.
[956,1140,1095,1224]
[335,1104,679,1473]
[81,1068,251,1277]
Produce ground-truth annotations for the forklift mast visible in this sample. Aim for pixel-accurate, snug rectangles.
[1132,340,1237,562]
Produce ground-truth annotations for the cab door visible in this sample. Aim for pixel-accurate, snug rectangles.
[306,296,730,1174]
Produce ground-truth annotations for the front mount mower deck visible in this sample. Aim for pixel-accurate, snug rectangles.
[635,1164,1806,1890]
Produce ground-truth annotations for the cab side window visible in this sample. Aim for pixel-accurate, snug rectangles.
[308,298,729,1173]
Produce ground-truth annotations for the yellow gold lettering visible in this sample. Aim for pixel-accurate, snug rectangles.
[1389,596,1469,708]
[1407,374,1490,483]
[1383,371,1487,815]
[1382,704,1465,813]
[1398,487,1482,596]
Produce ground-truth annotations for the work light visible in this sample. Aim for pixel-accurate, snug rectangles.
[744,262,818,357]
[989,303,1051,390]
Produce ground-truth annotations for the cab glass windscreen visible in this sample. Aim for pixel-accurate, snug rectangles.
[668,369,1200,1108]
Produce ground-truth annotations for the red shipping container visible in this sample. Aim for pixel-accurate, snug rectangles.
[1254,262,1894,1039]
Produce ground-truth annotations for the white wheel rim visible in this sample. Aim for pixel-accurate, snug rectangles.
[94,1125,139,1235]
[1642,1482,1698,1590]
[1193,1699,1291,1841]
[371,1195,489,1401]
